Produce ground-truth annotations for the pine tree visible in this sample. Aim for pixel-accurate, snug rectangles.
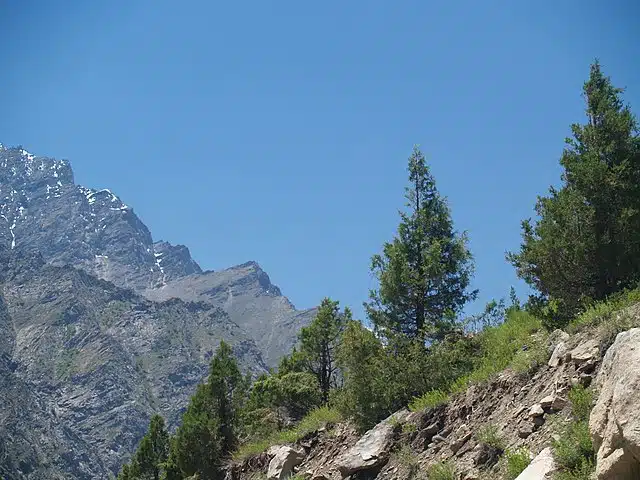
[129,414,169,480]
[117,463,132,480]
[164,340,246,479]
[208,340,245,455]
[298,297,349,403]
[508,60,640,324]
[366,145,477,341]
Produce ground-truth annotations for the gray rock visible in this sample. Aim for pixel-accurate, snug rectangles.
[528,404,545,417]
[539,394,567,411]
[267,446,305,480]
[548,341,568,368]
[570,339,600,365]
[590,328,640,479]
[335,413,399,477]
[514,447,557,479]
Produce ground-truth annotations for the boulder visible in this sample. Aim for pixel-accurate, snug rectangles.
[589,328,640,479]
[335,412,406,477]
[514,447,557,479]
[539,394,567,411]
[548,341,568,368]
[570,339,600,365]
[267,446,305,480]
[528,404,544,418]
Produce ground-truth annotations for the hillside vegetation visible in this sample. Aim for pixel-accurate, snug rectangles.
[118,60,640,480]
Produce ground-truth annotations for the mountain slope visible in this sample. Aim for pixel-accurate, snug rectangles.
[0,246,267,478]
[144,261,318,367]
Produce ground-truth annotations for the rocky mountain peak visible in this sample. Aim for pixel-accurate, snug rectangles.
[0,143,201,291]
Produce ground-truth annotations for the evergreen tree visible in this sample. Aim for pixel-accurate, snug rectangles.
[508,61,640,324]
[165,383,222,479]
[164,340,246,479]
[208,340,245,455]
[297,297,349,402]
[117,463,132,480]
[366,145,477,341]
[129,414,169,480]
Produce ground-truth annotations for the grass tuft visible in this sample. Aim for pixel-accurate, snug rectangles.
[504,447,531,480]
[476,424,506,451]
[426,461,456,480]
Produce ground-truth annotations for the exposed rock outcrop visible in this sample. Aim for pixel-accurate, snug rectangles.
[590,328,640,479]
[267,446,305,480]
[514,447,557,479]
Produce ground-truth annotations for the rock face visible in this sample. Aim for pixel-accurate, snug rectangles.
[0,143,316,478]
[589,328,640,479]
[514,447,557,480]
[267,446,305,480]
[144,262,317,367]
[335,411,408,477]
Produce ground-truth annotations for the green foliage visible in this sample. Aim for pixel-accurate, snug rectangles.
[569,287,640,344]
[246,371,321,423]
[504,447,531,480]
[233,406,341,461]
[408,389,448,412]
[409,309,543,411]
[551,385,596,480]
[297,297,349,403]
[365,145,477,342]
[551,421,594,478]
[508,60,640,325]
[334,320,387,430]
[117,463,132,480]
[476,424,505,451]
[426,461,456,480]
[568,385,594,422]
[392,444,419,476]
[55,348,80,380]
[128,414,169,480]
[165,340,246,479]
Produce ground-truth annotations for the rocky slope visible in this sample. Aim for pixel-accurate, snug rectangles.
[0,246,267,479]
[0,143,315,367]
[227,313,640,480]
[0,142,317,478]
[144,262,317,367]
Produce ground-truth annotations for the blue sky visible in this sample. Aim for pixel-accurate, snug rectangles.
[1,1,638,321]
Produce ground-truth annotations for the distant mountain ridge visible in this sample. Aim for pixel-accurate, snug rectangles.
[0,142,317,479]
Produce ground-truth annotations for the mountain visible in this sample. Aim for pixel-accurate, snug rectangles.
[144,261,317,367]
[0,143,315,366]
[0,143,317,478]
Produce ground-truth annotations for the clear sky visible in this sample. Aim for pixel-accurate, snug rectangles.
[1,1,638,321]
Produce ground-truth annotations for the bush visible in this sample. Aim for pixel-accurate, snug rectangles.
[408,389,448,412]
[505,447,531,479]
[551,385,596,480]
[567,385,593,422]
[476,424,505,451]
[426,461,456,480]
[233,406,341,461]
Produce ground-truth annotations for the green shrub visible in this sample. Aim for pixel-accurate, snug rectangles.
[551,385,595,480]
[408,389,448,412]
[505,447,531,479]
[567,385,593,422]
[552,420,594,474]
[392,444,419,472]
[476,424,505,451]
[233,406,341,461]
[569,287,640,332]
[426,461,456,480]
